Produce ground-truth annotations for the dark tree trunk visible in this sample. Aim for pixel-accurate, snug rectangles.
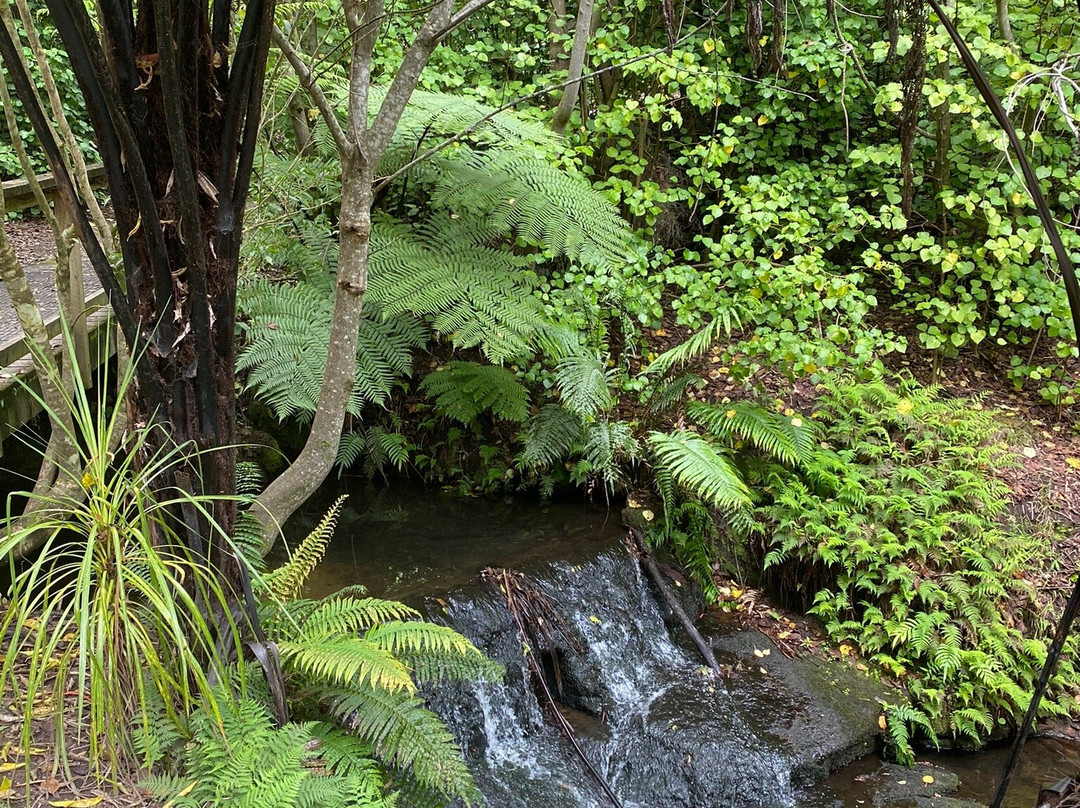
[0,0,277,677]
[900,0,927,218]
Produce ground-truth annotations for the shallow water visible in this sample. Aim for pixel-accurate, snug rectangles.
[280,480,1080,808]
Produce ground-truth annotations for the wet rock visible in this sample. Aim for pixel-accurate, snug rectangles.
[865,762,981,808]
[705,624,895,785]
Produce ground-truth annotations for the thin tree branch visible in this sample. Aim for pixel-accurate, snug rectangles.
[271,24,349,157]
[376,8,724,190]
[440,0,500,38]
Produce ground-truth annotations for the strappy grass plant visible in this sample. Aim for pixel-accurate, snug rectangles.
[0,335,243,774]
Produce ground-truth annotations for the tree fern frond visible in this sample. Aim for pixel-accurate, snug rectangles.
[265,496,347,601]
[419,361,530,425]
[279,637,416,694]
[642,314,745,376]
[555,352,615,418]
[238,279,427,420]
[688,400,819,467]
[324,684,481,806]
[518,404,586,470]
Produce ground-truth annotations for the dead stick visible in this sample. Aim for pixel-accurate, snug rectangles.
[497,571,625,808]
[628,527,723,675]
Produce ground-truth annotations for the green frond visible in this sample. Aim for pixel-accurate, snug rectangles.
[642,315,745,376]
[648,430,753,513]
[555,352,615,418]
[365,621,487,661]
[238,279,427,421]
[367,216,551,363]
[324,683,481,806]
[688,400,819,467]
[276,596,420,639]
[265,496,348,601]
[518,404,586,470]
[420,361,531,425]
[278,636,417,695]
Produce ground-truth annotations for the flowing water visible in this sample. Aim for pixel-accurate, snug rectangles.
[279,480,1080,808]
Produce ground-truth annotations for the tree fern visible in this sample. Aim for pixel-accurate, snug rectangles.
[238,279,427,420]
[419,361,531,425]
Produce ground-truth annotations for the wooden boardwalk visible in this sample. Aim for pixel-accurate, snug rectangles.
[0,261,113,452]
[0,165,113,452]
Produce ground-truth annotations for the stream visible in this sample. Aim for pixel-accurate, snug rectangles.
[275,480,1080,808]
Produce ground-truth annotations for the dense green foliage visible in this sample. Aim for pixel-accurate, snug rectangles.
[642,377,1075,759]
[142,497,501,807]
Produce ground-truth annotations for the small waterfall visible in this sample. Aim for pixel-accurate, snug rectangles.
[424,543,868,808]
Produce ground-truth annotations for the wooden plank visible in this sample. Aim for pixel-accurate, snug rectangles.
[0,288,108,372]
[1,163,107,214]
[0,310,115,456]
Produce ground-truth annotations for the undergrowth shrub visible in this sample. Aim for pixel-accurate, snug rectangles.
[756,379,1075,760]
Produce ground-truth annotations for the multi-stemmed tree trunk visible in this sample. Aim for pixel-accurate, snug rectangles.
[254,0,500,546]
[0,0,275,552]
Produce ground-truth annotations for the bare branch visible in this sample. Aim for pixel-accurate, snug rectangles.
[271,24,349,157]
[376,8,725,190]
[440,0,500,38]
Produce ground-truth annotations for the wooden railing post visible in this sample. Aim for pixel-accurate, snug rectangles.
[52,184,91,387]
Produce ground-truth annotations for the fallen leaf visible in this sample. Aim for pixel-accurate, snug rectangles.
[1022,446,1038,458]
[1067,458,1080,470]
[0,777,10,795]
[588,615,602,625]
[49,798,104,807]
[162,780,199,808]
[878,715,887,730]
[0,763,18,773]
[839,644,852,655]
[42,777,60,795]
[922,775,935,785]
[753,648,771,658]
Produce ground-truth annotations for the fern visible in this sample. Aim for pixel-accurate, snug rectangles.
[687,400,818,467]
[648,430,752,513]
[420,361,530,425]
[238,279,427,421]
[555,352,615,417]
[321,683,481,806]
[642,314,746,377]
[518,404,587,469]
[265,496,347,600]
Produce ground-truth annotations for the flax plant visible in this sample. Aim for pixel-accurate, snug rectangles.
[0,332,245,775]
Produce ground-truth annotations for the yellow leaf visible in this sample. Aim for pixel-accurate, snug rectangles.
[757,114,769,125]
[1066,458,1080,470]
[839,644,852,656]
[878,714,887,730]
[588,615,602,625]
[641,509,655,522]
[729,587,743,599]
[922,775,935,785]
[0,776,10,794]
[896,398,914,416]
[818,76,827,88]
[50,798,104,807]
[163,780,199,808]
[790,417,803,428]
[0,763,18,773]
[703,38,715,53]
